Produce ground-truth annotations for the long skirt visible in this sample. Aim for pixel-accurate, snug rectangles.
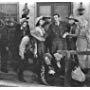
[76,37,88,69]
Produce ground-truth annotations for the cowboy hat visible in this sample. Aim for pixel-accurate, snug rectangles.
[20,17,29,24]
[66,15,79,22]
[35,16,44,26]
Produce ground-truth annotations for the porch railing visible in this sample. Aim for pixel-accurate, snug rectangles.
[57,50,90,86]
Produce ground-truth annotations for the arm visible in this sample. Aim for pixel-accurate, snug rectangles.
[19,36,30,59]
[62,22,71,38]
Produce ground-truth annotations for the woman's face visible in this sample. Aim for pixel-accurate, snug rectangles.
[39,19,45,26]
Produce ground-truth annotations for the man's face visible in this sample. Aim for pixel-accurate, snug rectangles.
[54,15,60,22]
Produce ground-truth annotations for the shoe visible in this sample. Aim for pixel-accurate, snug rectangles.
[18,76,26,82]
[18,72,26,82]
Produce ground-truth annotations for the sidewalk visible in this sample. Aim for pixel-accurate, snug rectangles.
[0,70,45,87]
[0,80,46,87]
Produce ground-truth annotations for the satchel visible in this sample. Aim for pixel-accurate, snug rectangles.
[71,66,86,82]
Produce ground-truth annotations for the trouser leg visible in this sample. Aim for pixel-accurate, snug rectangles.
[17,52,29,82]
[38,42,45,55]
[57,39,64,50]
[1,48,8,73]
[17,59,27,82]
[10,47,20,72]
[52,40,57,54]
[17,51,33,82]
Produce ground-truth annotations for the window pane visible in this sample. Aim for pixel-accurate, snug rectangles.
[0,4,18,21]
[39,6,51,17]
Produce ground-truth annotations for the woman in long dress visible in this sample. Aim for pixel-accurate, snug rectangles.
[31,16,46,57]
[76,16,88,70]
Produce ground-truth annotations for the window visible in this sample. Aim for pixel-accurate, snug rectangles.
[0,3,19,22]
[39,5,51,17]
[37,2,72,21]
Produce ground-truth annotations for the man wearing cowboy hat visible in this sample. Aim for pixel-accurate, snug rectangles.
[66,15,79,50]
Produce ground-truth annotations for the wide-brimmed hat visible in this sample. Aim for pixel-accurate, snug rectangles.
[35,16,44,26]
[20,17,29,24]
[54,53,63,61]
[66,15,79,22]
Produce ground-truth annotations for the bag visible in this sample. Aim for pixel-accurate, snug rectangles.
[71,66,86,82]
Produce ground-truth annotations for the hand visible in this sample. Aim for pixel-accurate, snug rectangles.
[19,52,24,60]
[40,38,45,41]
[54,53,63,61]
[63,32,69,38]
[48,70,55,75]
[6,47,9,51]
[34,53,38,58]
[21,55,24,60]
[57,62,61,68]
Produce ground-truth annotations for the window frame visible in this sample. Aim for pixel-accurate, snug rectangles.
[37,2,73,17]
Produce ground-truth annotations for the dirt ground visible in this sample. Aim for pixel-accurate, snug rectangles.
[0,69,90,87]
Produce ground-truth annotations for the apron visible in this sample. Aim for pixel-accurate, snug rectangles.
[76,18,88,69]
[86,32,90,68]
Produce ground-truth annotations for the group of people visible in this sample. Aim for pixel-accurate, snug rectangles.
[0,13,89,86]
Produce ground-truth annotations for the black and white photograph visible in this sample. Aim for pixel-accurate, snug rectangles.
[0,0,90,87]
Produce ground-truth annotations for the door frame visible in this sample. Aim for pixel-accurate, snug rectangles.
[37,2,73,17]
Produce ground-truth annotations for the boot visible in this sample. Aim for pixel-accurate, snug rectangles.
[17,69,26,82]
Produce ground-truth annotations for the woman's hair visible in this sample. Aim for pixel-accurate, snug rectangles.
[36,19,42,27]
